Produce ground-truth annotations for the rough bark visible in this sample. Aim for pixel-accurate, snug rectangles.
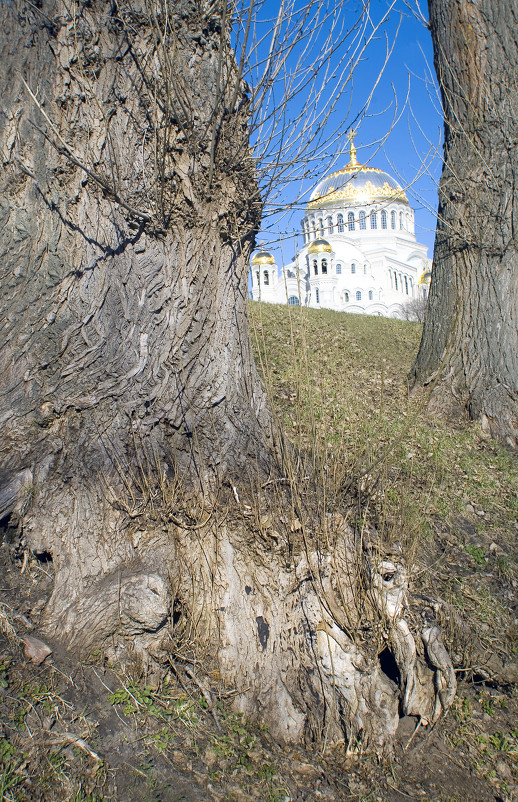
[410,0,518,448]
[0,0,454,751]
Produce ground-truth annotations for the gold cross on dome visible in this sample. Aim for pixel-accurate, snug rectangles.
[348,129,358,167]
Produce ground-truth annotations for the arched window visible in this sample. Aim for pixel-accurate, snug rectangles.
[321,259,328,274]
[404,276,409,294]
[368,290,373,301]
[318,218,324,237]
[359,210,366,230]
[394,272,398,290]
[381,210,387,229]
[313,260,318,275]
[356,290,362,301]
[363,263,367,274]
[336,263,342,274]
[337,213,344,233]
[351,262,356,274]
[344,291,349,303]
[288,295,300,306]
[348,212,355,231]
[264,271,269,285]
[255,271,259,285]
[399,211,404,230]
[327,216,334,234]
[315,288,320,304]
[312,220,317,238]
[371,212,377,229]
[391,210,396,229]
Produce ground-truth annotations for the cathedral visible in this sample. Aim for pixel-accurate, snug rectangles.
[251,140,431,317]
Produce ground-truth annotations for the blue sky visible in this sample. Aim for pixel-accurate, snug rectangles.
[245,0,443,265]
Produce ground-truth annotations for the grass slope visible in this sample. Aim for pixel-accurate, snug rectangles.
[0,302,516,801]
[250,302,518,674]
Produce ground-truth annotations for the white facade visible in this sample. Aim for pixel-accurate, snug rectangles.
[251,143,431,317]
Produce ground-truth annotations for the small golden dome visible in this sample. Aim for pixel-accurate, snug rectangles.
[418,269,432,285]
[252,249,275,266]
[308,238,333,254]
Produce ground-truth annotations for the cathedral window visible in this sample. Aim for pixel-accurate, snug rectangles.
[348,212,355,231]
[399,211,404,230]
[322,259,328,274]
[404,276,409,294]
[344,291,349,302]
[336,263,342,274]
[318,218,324,236]
[312,220,316,238]
[315,288,320,303]
[255,271,259,285]
[327,217,334,234]
[288,295,300,306]
[371,212,377,229]
[313,260,318,275]
[381,210,387,229]
[391,211,396,229]
[359,211,366,230]
[264,271,269,285]
[394,272,398,290]
[337,213,344,233]
[351,262,356,274]
[356,290,362,301]
[368,290,373,300]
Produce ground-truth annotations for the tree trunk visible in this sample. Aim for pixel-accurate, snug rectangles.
[0,0,454,752]
[410,0,518,449]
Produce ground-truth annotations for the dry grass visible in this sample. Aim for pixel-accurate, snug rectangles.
[250,302,518,667]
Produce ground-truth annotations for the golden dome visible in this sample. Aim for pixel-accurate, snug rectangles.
[252,249,275,266]
[418,269,432,285]
[307,138,408,209]
[308,238,333,254]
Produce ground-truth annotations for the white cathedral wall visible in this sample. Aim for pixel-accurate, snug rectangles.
[250,194,430,316]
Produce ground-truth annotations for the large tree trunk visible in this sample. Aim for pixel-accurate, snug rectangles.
[0,0,454,752]
[410,0,518,449]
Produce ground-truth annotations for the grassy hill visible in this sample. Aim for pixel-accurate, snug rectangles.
[250,303,518,632]
[0,302,516,801]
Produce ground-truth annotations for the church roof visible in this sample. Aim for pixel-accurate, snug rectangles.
[308,238,333,254]
[307,140,408,210]
[252,249,275,266]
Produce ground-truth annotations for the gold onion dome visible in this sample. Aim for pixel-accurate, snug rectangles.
[252,249,275,266]
[308,137,408,209]
[308,238,333,254]
[418,269,432,285]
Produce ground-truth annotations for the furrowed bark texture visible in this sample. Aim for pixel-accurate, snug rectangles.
[411,0,518,448]
[0,1,455,751]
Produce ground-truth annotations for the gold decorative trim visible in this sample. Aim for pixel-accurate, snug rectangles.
[308,180,408,209]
